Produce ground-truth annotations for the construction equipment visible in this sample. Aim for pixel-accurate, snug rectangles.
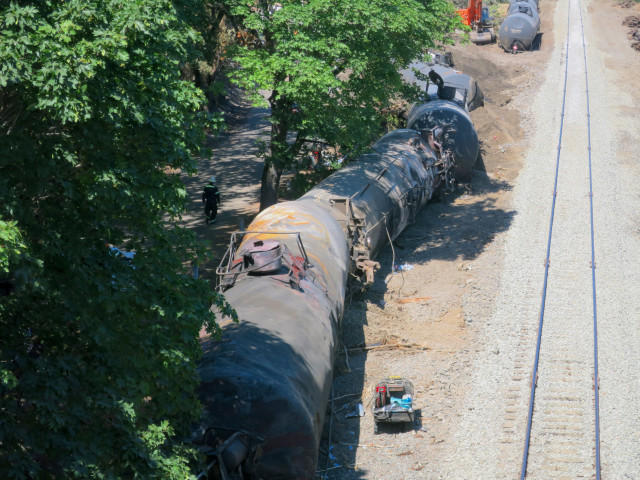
[456,0,496,44]
[372,377,416,434]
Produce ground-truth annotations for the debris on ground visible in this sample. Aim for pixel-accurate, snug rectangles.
[623,15,640,51]
[372,378,415,434]
[395,296,432,304]
[393,263,414,272]
[345,403,365,418]
[623,15,640,27]
[347,342,430,353]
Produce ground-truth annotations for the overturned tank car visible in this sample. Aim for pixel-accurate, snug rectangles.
[194,74,481,479]
[403,64,482,181]
[499,0,541,52]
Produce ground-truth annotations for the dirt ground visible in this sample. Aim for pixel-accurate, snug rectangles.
[180,87,268,281]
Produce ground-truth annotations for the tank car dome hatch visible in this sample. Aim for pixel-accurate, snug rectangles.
[400,52,454,91]
[236,240,283,274]
[428,66,485,112]
[499,1,541,52]
[400,61,452,97]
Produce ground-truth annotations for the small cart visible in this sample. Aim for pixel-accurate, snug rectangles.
[372,377,415,434]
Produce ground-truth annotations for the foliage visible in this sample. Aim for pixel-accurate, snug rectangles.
[175,1,235,105]
[221,0,461,209]
[0,1,234,477]
[280,166,335,200]
[0,220,25,276]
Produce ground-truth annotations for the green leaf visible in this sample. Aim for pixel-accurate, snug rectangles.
[0,0,223,477]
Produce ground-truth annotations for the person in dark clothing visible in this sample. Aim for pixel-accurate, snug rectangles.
[202,176,221,224]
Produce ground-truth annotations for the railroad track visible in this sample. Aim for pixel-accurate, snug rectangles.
[519,0,601,478]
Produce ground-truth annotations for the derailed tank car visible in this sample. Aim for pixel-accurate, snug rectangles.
[197,203,348,478]
[403,64,482,181]
[499,0,541,52]
[194,74,481,479]
[408,101,478,181]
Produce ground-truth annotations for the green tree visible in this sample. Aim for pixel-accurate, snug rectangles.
[222,0,460,209]
[178,2,235,108]
[0,1,232,477]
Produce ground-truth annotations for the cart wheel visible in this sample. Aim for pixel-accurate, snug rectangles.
[374,422,379,435]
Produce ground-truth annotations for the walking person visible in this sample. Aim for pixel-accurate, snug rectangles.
[202,176,221,224]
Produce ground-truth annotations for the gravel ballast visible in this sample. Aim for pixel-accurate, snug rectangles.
[443,0,640,477]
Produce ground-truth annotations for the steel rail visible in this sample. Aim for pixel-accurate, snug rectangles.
[578,0,602,477]
[520,0,603,477]
[519,0,572,477]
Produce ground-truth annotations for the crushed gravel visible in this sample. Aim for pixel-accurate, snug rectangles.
[441,0,640,477]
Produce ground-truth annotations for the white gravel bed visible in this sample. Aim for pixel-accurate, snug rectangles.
[438,0,595,477]
[442,0,640,478]
[523,0,596,477]
[583,0,640,477]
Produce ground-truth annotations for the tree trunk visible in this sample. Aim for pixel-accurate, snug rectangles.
[259,157,280,211]
[259,97,289,211]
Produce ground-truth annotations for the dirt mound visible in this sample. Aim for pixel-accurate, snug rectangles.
[623,15,640,50]
[623,14,640,27]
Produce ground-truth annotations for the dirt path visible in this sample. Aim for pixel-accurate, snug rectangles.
[181,89,269,279]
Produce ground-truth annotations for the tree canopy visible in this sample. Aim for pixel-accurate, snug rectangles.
[0,1,232,477]
[222,0,460,208]
[1,0,460,477]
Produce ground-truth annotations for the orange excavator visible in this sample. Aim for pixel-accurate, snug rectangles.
[456,0,496,44]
